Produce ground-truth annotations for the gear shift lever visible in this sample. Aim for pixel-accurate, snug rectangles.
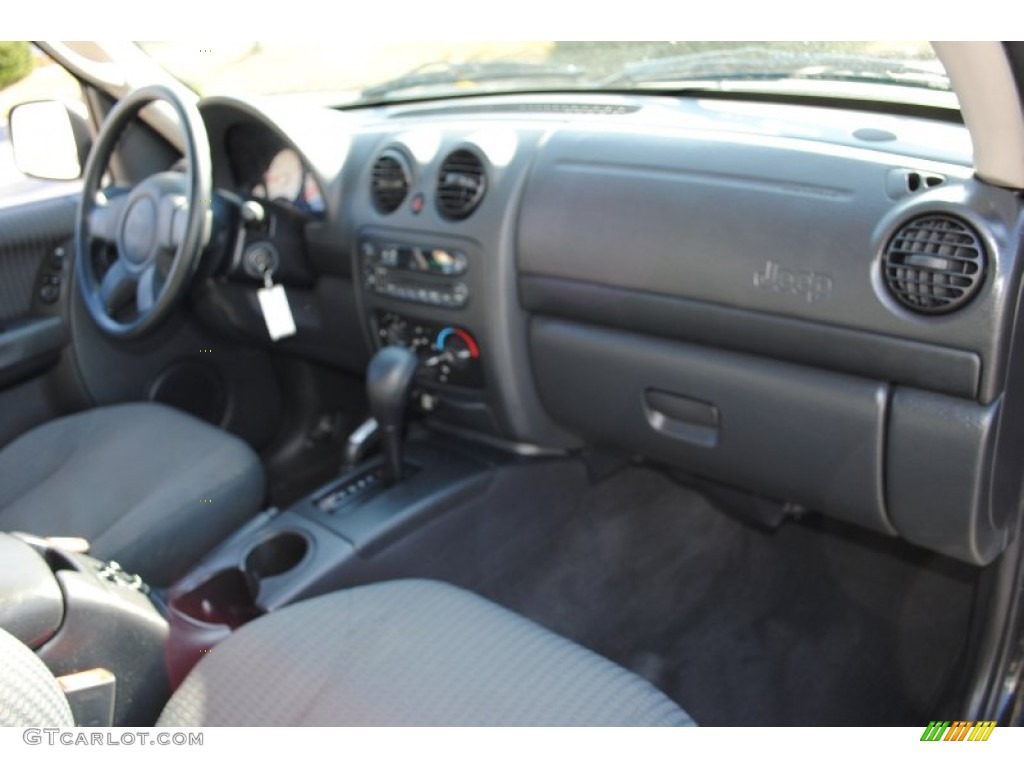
[366,345,419,484]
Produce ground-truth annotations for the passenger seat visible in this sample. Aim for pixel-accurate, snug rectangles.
[1,579,695,727]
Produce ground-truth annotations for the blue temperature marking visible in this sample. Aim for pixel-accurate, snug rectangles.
[435,327,455,351]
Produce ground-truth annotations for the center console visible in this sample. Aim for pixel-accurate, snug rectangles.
[164,435,496,684]
[360,228,486,395]
[162,323,506,686]
[355,227,509,438]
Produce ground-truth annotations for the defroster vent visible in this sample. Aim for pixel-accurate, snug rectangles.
[882,214,985,314]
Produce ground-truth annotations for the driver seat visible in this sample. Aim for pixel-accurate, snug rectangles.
[0,402,264,586]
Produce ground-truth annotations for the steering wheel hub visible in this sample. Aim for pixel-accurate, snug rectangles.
[120,196,157,266]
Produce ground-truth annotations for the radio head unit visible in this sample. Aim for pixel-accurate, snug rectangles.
[360,238,470,309]
[361,240,467,276]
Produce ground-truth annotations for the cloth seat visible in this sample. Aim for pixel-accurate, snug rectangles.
[0,624,74,727]
[0,580,696,726]
[159,579,695,726]
[0,403,264,586]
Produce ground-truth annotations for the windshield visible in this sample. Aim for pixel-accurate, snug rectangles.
[135,41,956,110]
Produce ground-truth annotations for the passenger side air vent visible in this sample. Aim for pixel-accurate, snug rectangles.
[436,149,486,221]
[370,150,411,214]
[905,171,946,192]
[886,168,947,199]
[882,214,985,314]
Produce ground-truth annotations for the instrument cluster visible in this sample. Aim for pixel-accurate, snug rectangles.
[225,124,325,216]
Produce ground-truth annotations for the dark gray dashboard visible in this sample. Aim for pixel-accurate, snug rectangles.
[197,93,1024,566]
[517,127,1020,403]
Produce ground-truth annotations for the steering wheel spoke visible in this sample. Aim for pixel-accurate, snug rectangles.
[136,264,162,314]
[157,194,190,251]
[87,188,130,244]
[99,260,137,314]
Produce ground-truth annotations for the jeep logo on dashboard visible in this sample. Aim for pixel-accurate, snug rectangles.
[753,260,833,304]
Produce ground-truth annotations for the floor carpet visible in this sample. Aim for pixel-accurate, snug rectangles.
[344,458,980,725]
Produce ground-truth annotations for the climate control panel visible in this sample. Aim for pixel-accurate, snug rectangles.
[373,311,484,388]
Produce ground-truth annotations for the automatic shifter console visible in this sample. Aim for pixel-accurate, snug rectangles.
[366,345,419,484]
[342,417,380,472]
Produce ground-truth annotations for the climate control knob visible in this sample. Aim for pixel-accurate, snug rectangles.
[434,327,479,368]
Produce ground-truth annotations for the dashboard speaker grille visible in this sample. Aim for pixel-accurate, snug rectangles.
[370,151,410,214]
[436,149,486,220]
[883,214,985,314]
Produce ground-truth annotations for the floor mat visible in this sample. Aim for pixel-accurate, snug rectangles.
[348,459,980,725]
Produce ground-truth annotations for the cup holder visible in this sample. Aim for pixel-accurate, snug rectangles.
[171,568,263,629]
[170,531,309,631]
[245,531,309,580]
[166,530,312,687]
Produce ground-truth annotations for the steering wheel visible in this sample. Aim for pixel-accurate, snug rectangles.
[75,85,212,340]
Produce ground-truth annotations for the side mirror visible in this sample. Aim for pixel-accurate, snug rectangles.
[8,101,91,181]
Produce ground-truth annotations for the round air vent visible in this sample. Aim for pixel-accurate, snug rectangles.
[882,214,985,314]
[370,150,411,214]
[436,149,486,220]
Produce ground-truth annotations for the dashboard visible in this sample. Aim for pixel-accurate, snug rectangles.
[197,91,1024,568]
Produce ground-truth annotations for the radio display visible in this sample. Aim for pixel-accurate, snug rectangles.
[371,242,468,276]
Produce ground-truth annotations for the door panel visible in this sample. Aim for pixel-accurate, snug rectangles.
[0,54,285,454]
[0,195,76,323]
[0,194,83,445]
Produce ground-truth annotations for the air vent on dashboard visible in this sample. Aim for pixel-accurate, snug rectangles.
[882,214,985,314]
[436,149,486,221]
[370,150,411,214]
[905,171,946,193]
[886,168,947,199]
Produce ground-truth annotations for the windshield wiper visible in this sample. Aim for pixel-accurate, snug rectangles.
[359,59,588,101]
[596,46,950,91]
